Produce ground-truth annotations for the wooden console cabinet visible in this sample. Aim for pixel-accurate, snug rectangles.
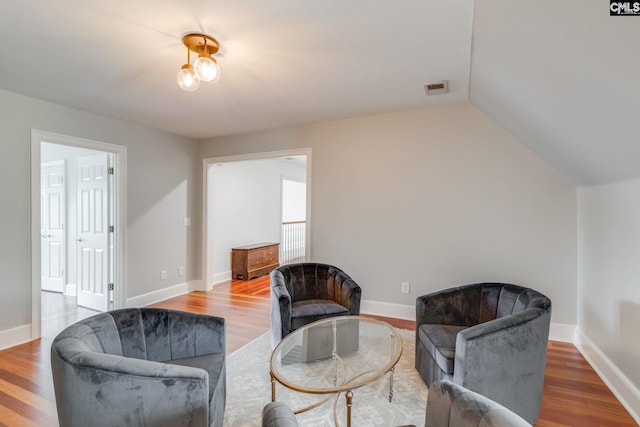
[231,242,280,280]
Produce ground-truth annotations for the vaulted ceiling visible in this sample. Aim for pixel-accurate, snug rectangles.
[0,1,637,185]
[471,0,640,185]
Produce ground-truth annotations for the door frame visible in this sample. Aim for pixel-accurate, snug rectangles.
[201,148,312,290]
[30,130,127,339]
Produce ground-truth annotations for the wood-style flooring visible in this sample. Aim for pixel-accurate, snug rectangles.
[0,276,635,426]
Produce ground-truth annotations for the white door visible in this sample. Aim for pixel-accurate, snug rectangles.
[76,154,111,311]
[41,161,65,292]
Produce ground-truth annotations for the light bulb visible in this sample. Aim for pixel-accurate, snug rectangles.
[194,55,219,82]
[177,64,200,91]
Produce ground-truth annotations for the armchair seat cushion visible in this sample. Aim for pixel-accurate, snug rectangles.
[291,299,350,330]
[418,324,468,374]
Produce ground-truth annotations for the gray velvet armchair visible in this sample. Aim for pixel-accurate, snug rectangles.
[270,263,361,345]
[415,283,551,424]
[51,308,226,427]
[425,380,531,427]
[262,402,299,427]
[261,380,531,427]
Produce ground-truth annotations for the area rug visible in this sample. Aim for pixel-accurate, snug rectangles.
[223,329,428,426]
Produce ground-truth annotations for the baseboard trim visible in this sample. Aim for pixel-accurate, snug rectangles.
[361,299,415,320]
[575,330,640,425]
[0,324,33,351]
[189,279,205,292]
[212,270,231,286]
[549,322,575,343]
[211,281,227,290]
[125,281,200,308]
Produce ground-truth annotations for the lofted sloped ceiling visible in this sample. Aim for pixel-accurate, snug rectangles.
[0,1,637,185]
[470,0,640,186]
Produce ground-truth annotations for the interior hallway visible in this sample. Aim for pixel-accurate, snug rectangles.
[41,291,100,341]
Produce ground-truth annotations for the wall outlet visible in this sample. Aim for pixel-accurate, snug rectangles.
[402,282,410,294]
[161,270,167,280]
[184,217,191,227]
[178,266,184,277]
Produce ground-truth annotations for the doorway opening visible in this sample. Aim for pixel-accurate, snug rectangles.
[202,149,311,289]
[280,176,306,264]
[31,130,127,340]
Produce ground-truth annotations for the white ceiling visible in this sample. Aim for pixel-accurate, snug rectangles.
[0,0,472,139]
[1,1,638,185]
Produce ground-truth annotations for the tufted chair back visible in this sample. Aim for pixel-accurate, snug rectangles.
[274,263,360,310]
[270,263,361,345]
[51,308,226,427]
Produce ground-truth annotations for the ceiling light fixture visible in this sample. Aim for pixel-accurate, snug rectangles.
[177,33,220,92]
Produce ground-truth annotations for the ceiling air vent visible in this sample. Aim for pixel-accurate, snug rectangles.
[424,81,449,95]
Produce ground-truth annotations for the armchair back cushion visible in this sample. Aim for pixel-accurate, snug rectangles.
[426,380,531,427]
[262,402,299,427]
[270,263,361,345]
[260,380,531,427]
[51,308,226,427]
[417,284,550,327]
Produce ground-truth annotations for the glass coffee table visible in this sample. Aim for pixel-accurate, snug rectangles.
[270,316,402,427]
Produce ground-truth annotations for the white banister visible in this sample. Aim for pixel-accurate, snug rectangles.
[281,221,306,264]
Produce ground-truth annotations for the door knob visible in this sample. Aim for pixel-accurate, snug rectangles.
[76,238,83,242]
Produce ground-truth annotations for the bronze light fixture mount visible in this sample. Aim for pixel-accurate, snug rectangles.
[182,33,219,56]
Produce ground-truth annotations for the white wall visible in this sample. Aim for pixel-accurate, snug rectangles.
[282,178,306,222]
[199,104,578,325]
[578,179,640,414]
[0,88,199,337]
[206,158,306,284]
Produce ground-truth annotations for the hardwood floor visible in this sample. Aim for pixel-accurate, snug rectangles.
[148,277,273,353]
[0,276,635,426]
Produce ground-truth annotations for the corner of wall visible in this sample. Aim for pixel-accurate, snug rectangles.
[575,329,640,425]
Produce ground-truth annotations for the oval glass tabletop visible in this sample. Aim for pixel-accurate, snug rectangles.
[270,316,402,395]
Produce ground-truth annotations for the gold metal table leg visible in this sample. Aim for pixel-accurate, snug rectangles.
[271,372,276,402]
[346,390,353,427]
[388,366,395,402]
